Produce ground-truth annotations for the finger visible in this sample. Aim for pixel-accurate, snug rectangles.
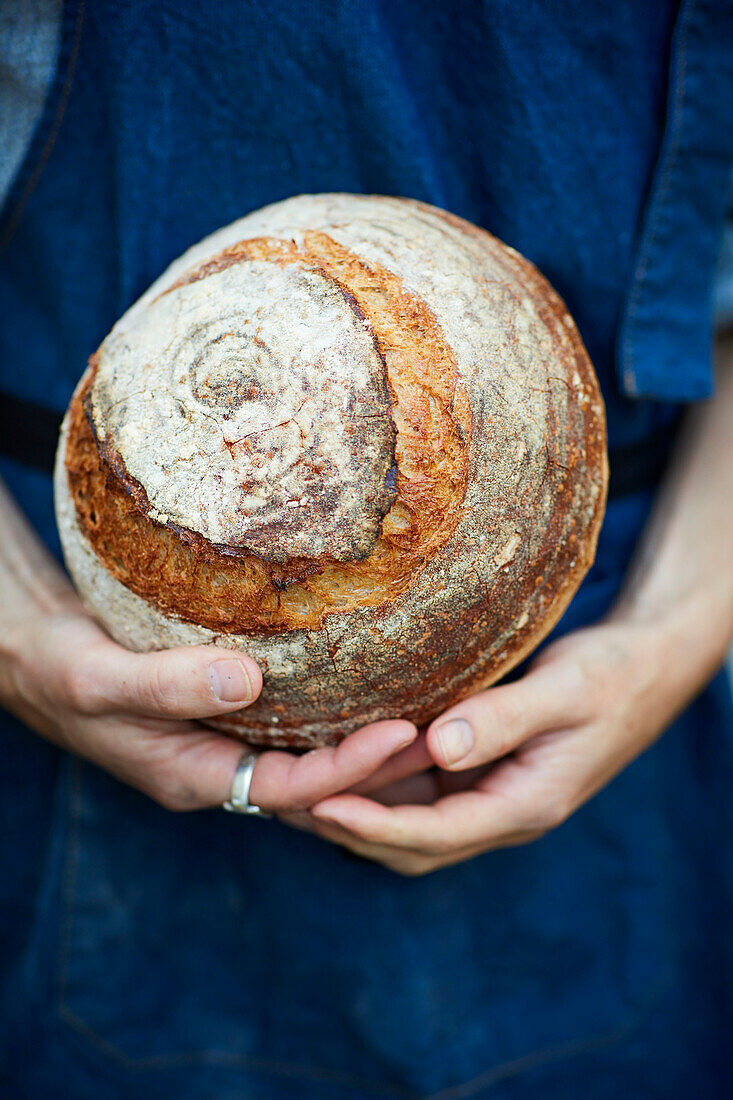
[248,720,417,813]
[348,732,433,795]
[295,814,528,875]
[70,642,263,720]
[367,771,441,805]
[426,660,588,771]
[310,743,568,854]
[306,817,444,874]
[363,761,488,804]
[310,787,529,854]
[280,792,543,872]
[277,810,320,834]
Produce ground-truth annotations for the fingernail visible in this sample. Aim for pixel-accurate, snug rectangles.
[311,805,344,824]
[311,809,337,822]
[435,718,474,766]
[209,659,253,702]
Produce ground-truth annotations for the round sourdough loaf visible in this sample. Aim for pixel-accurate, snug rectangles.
[54,194,608,749]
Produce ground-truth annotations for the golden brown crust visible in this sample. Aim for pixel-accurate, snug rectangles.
[66,233,471,633]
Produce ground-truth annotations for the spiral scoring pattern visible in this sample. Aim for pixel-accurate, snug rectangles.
[90,258,398,563]
[66,229,472,633]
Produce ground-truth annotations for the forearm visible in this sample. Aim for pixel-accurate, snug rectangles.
[0,477,80,715]
[0,476,77,625]
[612,333,733,698]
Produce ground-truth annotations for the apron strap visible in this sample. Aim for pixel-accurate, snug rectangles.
[0,391,63,473]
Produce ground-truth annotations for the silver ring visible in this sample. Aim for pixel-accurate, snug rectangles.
[223,751,272,817]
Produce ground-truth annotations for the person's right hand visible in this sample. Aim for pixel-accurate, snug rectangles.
[1,601,417,813]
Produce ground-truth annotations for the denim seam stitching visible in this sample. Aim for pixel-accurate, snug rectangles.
[55,977,667,1100]
[55,770,667,1099]
[56,1004,416,1099]
[424,975,671,1100]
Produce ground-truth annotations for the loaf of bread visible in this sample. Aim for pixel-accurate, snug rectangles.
[54,194,607,748]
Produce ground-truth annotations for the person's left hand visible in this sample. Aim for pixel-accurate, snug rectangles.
[280,614,697,875]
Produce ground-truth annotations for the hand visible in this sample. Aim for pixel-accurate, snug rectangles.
[282,615,700,875]
[2,601,417,813]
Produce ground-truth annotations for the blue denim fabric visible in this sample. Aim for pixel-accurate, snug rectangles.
[618,0,733,400]
[0,0,62,209]
[1,2,733,1096]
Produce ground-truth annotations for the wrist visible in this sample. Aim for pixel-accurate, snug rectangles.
[0,612,41,712]
[608,584,732,709]
[0,605,75,715]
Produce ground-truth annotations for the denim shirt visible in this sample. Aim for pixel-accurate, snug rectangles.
[1,3,733,1098]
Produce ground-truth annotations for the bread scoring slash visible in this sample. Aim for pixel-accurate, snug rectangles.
[54,194,608,748]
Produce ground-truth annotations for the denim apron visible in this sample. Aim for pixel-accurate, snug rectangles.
[1,2,733,1096]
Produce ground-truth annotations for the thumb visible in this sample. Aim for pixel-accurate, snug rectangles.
[425,661,586,771]
[77,642,263,720]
